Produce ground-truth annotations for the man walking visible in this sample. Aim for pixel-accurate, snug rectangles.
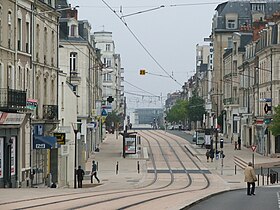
[244,162,257,195]
[76,165,85,188]
[91,161,100,183]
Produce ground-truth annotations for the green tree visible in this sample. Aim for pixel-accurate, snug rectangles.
[105,110,121,130]
[269,105,280,136]
[166,100,188,124]
[187,96,206,125]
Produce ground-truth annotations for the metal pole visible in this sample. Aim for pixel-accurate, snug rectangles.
[252,153,255,168]
[74,130,77,189]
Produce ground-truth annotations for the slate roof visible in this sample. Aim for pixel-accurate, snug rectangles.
[214,0,280,31]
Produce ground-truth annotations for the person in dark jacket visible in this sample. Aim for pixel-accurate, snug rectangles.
[76,165,85,188]
[91,161,100,183]
[238,136,241,150]
[209,149,214,162]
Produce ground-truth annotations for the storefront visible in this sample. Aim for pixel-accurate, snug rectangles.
[0,112,27,188]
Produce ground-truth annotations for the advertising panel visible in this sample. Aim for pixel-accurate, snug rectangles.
[125,135,136,154]
[10,137,16,176]
[0,138,3,178]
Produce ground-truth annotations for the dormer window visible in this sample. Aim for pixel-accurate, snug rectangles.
[251,3,265,12]
[227,19,236,29]
[70,24,78,37]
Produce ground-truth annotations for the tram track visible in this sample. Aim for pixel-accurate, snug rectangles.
[0,130,212,210]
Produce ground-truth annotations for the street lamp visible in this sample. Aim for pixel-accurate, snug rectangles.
[71,122,81,189]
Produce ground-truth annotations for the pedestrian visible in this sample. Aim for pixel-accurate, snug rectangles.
[76,165,85,188]
[238,137,241,150]
[91,161,100,183]
[244,162,257,196]
[209,149,214,162]
[234,141,238,150]
[206,150,210,162]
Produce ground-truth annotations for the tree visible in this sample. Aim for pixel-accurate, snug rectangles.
[187,96,206,128]
[105,110,122,131]
[166,100,188,124]
[269,105,280,136]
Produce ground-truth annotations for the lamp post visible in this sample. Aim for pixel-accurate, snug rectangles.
[71,122,80,189]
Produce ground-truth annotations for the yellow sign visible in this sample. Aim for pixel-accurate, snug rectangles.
[54,133,66,145]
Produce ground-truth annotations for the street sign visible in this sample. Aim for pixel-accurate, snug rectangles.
[251,145,257,152]
[264,103,272,114]
[54,133,66,145]
[101,109,107,116]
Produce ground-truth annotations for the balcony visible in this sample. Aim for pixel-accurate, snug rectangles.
[43,105,58,120]
[224,72,238,80]
[0,88,26,112]
[223,97,239,105]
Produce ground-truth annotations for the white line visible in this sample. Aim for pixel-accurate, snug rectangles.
[277,191,280,209]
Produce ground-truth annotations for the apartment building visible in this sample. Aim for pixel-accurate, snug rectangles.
[0,0,61,188]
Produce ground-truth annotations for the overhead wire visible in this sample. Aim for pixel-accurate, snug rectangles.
[35,10,161,98]
[101,0,183,87]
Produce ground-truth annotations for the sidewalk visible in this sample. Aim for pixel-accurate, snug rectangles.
[184,130,280,189]
[85,132,280,191]
[83,134,146,190]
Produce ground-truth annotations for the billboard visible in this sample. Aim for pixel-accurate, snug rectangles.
[124,135,136,154]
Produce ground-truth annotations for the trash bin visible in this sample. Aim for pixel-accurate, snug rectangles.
[270,172,277,184]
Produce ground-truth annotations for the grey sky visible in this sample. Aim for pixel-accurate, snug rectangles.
[69,0,220,109]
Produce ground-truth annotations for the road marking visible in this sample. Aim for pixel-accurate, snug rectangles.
[277,191,280,209]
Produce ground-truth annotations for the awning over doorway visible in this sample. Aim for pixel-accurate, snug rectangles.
[33,136,58,149]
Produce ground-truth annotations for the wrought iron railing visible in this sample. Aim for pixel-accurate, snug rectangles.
[43,105,58,120]
[0,88,26,109]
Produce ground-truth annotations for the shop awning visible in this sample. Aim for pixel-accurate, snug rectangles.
[33,136,58,149]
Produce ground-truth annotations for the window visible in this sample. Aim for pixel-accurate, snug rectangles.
[8,65,14,89]
[17,17,22,51]
[18,66,22,89]
[26,68,30,92]
[0,63,3,88]
[70,25,77,37]
[8,11,11,25]
[103,73,112,82]
[0,7,2,44]
[44,27,48,56]
[106,44,111,51]
[227,20,236,29]
[106,58,112,67]
[44,78,47,105]
[70,52,77,72]
[26,22,30,53]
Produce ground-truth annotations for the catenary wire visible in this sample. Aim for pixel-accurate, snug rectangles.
[101,0,183,87]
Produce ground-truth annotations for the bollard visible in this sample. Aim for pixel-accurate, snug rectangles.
[234,165,236,175]
[97,161,99,171]
[257,174,259,186]
[262,174,264,186]
[277,172,279,183]
[137,161,140,174]
[116,161,119,174]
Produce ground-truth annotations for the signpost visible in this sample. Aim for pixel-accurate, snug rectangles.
[251,145,257,167]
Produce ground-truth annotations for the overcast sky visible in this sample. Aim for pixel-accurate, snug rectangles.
[69,0,221,110]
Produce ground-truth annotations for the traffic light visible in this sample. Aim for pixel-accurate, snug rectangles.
[139,69,146,75]
[107,96,114,103]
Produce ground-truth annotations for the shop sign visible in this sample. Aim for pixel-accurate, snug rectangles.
[0,113,25,125]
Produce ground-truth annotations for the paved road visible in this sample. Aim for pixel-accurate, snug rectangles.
[187,186,280,210]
